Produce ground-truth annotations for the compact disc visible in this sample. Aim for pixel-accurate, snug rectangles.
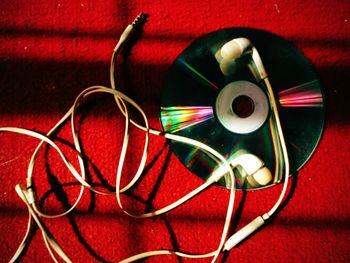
[160,28,325,190]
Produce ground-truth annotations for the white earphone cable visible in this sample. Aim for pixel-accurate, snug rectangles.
[2,13,291,263]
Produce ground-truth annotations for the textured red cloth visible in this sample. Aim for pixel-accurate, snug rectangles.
[0,1,349,262]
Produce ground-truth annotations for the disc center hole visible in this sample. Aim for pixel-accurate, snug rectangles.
[232,95,255,118]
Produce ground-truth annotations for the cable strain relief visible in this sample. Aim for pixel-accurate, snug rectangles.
[262,213,270,221]
[26,177,37,204]
[26,177,34,188]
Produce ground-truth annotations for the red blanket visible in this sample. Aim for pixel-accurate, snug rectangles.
[0,1,349,262]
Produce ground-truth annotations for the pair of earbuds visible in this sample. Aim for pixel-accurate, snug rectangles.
[3,14,290,262]
[214,37,274,188]
[210,36,289,251]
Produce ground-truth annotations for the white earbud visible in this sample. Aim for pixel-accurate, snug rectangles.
[230,153,272,187]
[220,37,267,80]
[220,38,252,60]
[210,153,272,188]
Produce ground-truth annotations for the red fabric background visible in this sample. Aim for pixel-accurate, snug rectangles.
[0,0,349,262]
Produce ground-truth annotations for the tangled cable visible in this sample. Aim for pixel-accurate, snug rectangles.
[0,12,290,263]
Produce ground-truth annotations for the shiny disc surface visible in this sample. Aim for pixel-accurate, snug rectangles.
[160,28,325,190]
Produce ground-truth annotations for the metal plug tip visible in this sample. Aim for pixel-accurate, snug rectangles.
[132,12,147,26]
